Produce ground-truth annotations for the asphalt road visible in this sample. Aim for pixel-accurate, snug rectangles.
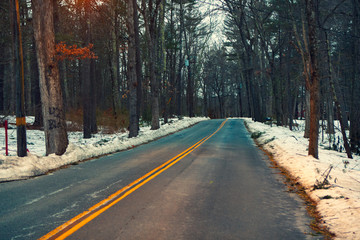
[0,119,320,239]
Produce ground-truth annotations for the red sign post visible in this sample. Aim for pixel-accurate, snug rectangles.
[5,120,8,156]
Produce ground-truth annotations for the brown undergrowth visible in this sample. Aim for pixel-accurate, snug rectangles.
[244,121,335,239]
[66,108,128,133]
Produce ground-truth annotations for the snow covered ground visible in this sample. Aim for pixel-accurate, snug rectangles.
[0,116,207,182]
[1,117,359,239]
[244,118,360,240]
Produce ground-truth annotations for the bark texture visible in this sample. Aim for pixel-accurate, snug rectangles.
[32,0,68,155]
[305,0,320,159]
[127,0,139,138]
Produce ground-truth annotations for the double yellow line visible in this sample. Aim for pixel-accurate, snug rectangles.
[40,119,228,240]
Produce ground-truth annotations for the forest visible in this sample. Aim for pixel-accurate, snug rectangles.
[0,0,359,159]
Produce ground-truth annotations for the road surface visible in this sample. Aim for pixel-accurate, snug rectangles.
[0,119,320,239]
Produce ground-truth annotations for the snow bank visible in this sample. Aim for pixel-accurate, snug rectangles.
[0,117,207,182]
[244,118,360,240]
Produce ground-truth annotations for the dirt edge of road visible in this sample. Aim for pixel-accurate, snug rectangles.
[244,121,335,240]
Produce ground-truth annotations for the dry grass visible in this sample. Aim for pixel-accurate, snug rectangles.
[96,108,128,134]
[66,108,129,134]
[66,108,83,132]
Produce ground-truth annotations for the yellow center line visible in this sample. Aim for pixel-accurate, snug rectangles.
[40,119,228,240]
[39,136,208,240]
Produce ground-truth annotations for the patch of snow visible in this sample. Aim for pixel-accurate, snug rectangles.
[244,118,360,240]
[0,117,208,182]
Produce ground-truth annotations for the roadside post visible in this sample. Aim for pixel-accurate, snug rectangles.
[13,0,27,157]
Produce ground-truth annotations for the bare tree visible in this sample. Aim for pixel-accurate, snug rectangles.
[127,0,139,137]
[139,0,163,130]
[82,0,97,138]
[32,0,68,155]
[305,0,320,159]
[350,0,360,153]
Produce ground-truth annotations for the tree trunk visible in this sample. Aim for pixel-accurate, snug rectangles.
[159,0,168,122]
[168,0,176,117]
[238,82,243,117]
[186,61,194,117]
[304,89,310,138]
[150,43,160,130]
[203,81,208,116]
[325,33,352,159]
[0,63,4,113]
[82,9,91,138]
[305,0,320,159]
[350,0,360,153]
[133,0,142,124]
[8,1,16,115]
[326,93,335,134]
[127,0,139,138]
[31,39,43,127]
[82,2,97,138]
[90,58,97,134]
[32,0,68,155]
[82,56,92,138]
[176,0,184,117]
[183,18,194,118]
[111,2,121,116]
[141,0,162,130]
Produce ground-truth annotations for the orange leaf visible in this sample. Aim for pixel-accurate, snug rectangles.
[55,41,98,61]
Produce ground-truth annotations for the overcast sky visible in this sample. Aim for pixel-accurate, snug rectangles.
[198,0,227,46]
